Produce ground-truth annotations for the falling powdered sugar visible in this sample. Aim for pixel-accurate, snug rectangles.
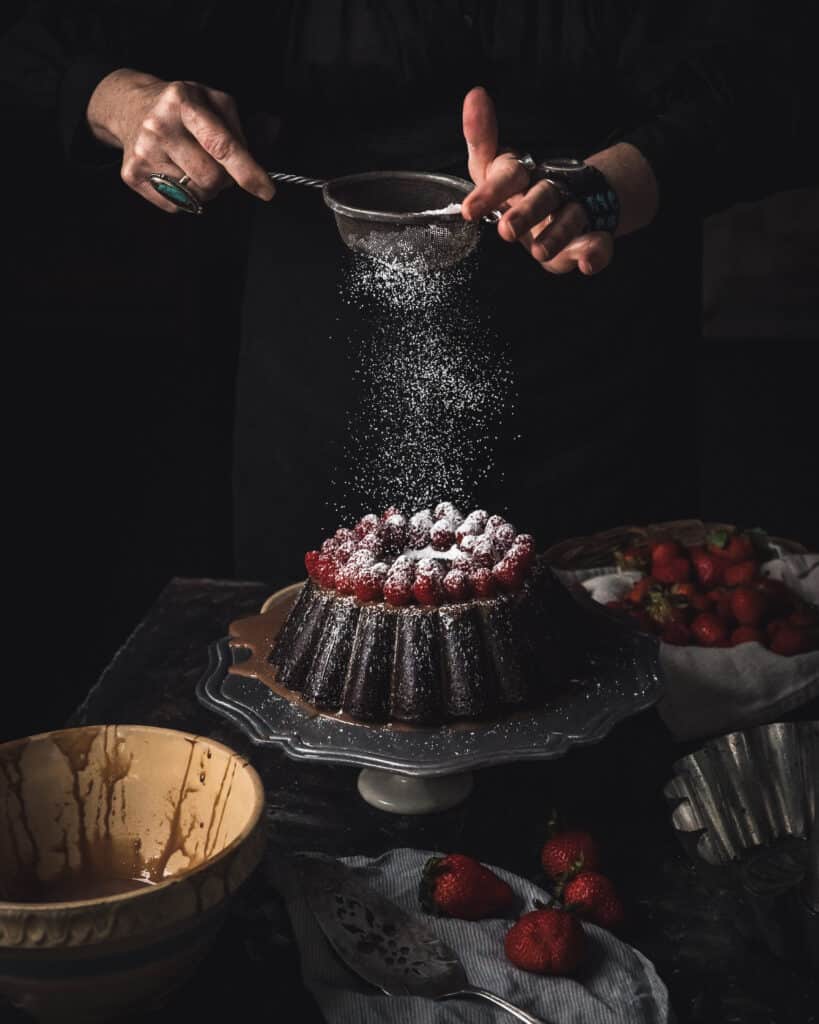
[330,251,516,521]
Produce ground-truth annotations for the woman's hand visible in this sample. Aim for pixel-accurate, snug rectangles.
[86,69,275,212]
[460,87,657,275]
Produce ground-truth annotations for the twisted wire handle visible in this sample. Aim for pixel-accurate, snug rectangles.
[267,172,327,189]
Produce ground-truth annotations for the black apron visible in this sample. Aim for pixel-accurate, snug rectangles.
[233,2,701,584]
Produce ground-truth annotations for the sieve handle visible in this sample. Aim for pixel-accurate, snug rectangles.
[267,172,327,189]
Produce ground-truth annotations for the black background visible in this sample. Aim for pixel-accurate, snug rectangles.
[4,97,818,744]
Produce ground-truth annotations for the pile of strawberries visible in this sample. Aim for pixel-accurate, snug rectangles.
[420,824,621,976]
[304,503,537,606]
[605,528,818,655]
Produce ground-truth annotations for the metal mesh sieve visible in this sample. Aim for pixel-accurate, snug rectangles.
[269,170,483,270]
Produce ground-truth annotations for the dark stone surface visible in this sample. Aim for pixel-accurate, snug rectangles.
[8,578,813,1023]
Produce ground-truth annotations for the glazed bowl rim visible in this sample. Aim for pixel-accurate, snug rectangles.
[0,724,265,914]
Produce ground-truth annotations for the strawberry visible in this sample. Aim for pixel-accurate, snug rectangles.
[765,617,790,641]
[730,586,768,626]
[433,501,463,524]
[652,557,692,585]
[412,575,443,606]
[505,907,586,975]
[789,606,819,628]
[662,622,693,645]
[562,871,625,930]
[492,556,526,592]
[541,831,600,881]
[756,577,794,614]
[723,560,759,587]
[470,567,498,598]
[690,612,730,646]
[691,547,728,587]
[614,546,650,573]
[707,587,735,621]
[628,577,659,604]
[384,577,413,606]
[512,533,536,555]
[354,563,388,603]
[408,509,434,549]
[768,624,814,656]
[471,536,496,568]
[650,539,685,566]
[429,519,456,550]
[381,506,402,521]
[671,582,712,612]
[705,527,731,554]
[731,625,764,645]
[493,522,518,554]
[723,534,756,564]
[646,591,688,628]
[315,554,337,589]
[420,854,513,920]
[355,513,380,538]
[442,569,472,602]
[304,549,321,577]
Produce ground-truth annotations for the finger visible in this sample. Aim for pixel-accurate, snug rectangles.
[497,181,565,243]
[121,142,184,213]
[120,160,181,213]
[463,152,531,222]
[462,86,497,186]
[205,88,249,148]
[178,97,273,201]
[529,201,589,262]
[540,232,614,275]
[162,131,233,200]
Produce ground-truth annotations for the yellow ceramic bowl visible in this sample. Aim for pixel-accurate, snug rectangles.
[0,725,265,1022]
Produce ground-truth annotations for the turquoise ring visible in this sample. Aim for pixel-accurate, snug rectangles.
[148,172,203,214]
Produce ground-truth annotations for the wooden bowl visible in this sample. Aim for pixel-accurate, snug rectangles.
[0,725,265,1022]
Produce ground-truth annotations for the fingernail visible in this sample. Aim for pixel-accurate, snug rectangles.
[261,183,275,201]
[505,217,519,239]
[535,244,551,261]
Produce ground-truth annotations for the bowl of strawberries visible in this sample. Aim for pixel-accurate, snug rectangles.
[546,520,819,740]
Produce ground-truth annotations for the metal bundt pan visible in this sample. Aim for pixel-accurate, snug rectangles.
[664,721,817,866]
[664,721,818,965]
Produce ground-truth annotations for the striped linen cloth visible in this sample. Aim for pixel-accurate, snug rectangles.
[269,847,671,1023]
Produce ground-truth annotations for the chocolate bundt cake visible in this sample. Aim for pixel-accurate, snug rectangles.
[269,503,582,726]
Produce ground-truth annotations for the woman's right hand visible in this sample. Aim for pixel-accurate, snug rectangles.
[86,69,275,212]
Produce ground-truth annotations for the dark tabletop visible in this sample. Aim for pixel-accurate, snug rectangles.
[33,578,817,1023]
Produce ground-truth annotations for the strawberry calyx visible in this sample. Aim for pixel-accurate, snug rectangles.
[706,528,731,551]
[419,856,446,915]
[552,856,586,898]
[613,546,650,573]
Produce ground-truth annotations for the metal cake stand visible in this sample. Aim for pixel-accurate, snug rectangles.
[197,582,664,814]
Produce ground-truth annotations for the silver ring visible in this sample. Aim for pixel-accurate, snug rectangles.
[516,153,537,175]
[536,174,573,204]
[147,172,203,215]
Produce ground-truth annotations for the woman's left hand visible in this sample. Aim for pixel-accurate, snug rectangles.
[460,87,614,275]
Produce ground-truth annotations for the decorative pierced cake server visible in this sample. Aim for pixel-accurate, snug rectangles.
[295,853,551,1023]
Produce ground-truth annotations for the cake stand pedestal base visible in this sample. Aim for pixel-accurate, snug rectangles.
[357,768,474,815]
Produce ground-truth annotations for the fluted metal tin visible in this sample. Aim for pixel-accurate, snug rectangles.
[664,721,818,966]
[664,721,817,864]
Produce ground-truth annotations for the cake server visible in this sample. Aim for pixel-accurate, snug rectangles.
[294,853,551,1023]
